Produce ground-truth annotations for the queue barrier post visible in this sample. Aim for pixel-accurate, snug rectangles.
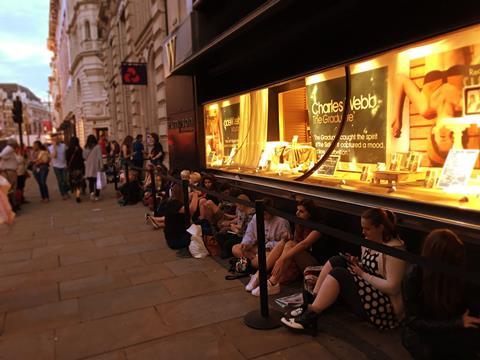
[244,200,282,330]
[182,180,191,228]
[113,158,119,190]
[150,167,159,217]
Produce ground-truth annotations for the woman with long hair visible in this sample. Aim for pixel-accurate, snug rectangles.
[66,136,85,203]
[246,199,323,296]
[149,133,167,174]
[32,140,50,203]
[83,134,103,201]
[402,229,480,359]
[120,135,134,167]
[281,208,406,333]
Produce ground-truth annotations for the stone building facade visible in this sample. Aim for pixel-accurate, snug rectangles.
[49,0,110,145]
[98,0,171,159]
[0,84,49,141]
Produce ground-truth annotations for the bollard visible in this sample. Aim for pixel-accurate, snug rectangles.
[150,167,158,217]
[182,179,191,228]
[244,200,282,330]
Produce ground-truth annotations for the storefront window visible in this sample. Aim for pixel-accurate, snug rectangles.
[204,24,480,212]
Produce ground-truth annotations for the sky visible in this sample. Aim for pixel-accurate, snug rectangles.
[0,0,52,101]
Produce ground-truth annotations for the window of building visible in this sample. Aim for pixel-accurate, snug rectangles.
[204,24,480,212]
[84,21,91,40]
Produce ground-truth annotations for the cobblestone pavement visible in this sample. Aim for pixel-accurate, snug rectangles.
[0,174,410,359]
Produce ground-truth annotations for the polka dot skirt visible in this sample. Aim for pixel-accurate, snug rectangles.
[349,249,398,330]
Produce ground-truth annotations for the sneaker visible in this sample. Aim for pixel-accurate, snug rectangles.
[251,279,280,297]
[94,197,100,201]
[281,309,319,334]
[90,192,95,201]
[245,273,258,292]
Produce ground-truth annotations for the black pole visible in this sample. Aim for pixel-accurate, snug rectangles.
[18,122,23,149]
[256,200,269,317]
[244,200,282,330]
[182,179,190,228]
[113,157,118,190]
[150,167,158,217]
[125,161,130,186]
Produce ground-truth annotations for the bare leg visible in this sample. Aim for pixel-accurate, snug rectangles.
[198,198,208,219]
[269,241,296,284]
[251,240,286,275]
[309,274,341,313]
[232,244,244,258]
[312,260,333,295]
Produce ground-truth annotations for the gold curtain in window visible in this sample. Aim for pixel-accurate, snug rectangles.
[235,89,268,168]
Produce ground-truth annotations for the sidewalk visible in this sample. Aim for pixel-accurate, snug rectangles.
[0,174,410,359]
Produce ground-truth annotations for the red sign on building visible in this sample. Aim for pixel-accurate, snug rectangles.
[121,63,148,85]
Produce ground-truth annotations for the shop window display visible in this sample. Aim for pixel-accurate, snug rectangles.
[204,25,480,212]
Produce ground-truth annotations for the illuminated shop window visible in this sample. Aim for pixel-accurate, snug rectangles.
[204,24,480,212]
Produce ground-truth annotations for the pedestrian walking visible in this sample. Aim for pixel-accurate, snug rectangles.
[0,139,19,209]
[49,134,70,200]
[83,134,103,201]
[31,141,51,203]
[66,137,85,203]
[15,145,29,204]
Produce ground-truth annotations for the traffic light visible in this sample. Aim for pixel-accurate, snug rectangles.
[12,97,23,124]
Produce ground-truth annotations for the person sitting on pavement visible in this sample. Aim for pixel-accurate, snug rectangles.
[247,199,323,297]
[232,197,291,270]
[118,169,143,206]
[401,229,480,359]
[281,208,406,333]
[215,194,255,258]
[163,183,200,250]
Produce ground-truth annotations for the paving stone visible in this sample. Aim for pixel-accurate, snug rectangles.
[164,257,221,276]
[34,260,107,284]
[333,314,408,360]
[95,235,126,247]
[218,317,311,359]
[114,241,163,256]
[4,299,79,335]
[103,254,145,272]
[79,281,171,320]
[32,241,96,259]
[156,289,257,333]
[0,281,59,313]
[124,263,175,285]
[0,331,55,359]
[1,238,47,252]
[314,333,368,360]
[60,273,131,299]
[0,255,58,277]
[79,230,114,242]
[140,248,178,264]
[55,308,170,360]
[126,325,245,360]
[60,247,117,266]
[254,341,339,360]
[124,230,162,243]
[161,271,240,300]
[0,249,32,263]
[84,351,127,360]
[46,233,81,245]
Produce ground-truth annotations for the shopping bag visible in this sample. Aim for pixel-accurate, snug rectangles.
[187,224,209,259]
[96,172,107,190]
